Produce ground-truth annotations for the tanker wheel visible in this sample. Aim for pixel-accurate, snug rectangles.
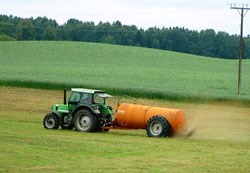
[43,113,59,129]
[74,109,98,132]
[146,116,170,137]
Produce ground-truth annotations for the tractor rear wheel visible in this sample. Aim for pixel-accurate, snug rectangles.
[74,109,98,132]
[43,113,59,129]
[146,116,170,137]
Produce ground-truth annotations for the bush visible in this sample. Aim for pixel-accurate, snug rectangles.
[0,34,16,41]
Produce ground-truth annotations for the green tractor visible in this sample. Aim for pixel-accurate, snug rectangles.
[43,88,113,132]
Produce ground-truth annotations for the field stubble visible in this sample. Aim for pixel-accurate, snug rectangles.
[0,87,250,172]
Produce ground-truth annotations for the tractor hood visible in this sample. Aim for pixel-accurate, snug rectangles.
[52,104,69,113]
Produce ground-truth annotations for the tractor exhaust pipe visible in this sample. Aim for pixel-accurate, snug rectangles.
[63,88,67,105]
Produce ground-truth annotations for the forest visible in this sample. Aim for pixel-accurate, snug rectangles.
[0,14,250,59]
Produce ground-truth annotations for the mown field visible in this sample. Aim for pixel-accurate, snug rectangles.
[0,41,250,172]
[0,87,250,173]
[1,41,250,101]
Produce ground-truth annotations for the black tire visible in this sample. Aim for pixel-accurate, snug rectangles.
[74,109,98,132]
[43,113,59,129]
[103,128,110,132]
[61,123,74,130]
[146,116,170,137]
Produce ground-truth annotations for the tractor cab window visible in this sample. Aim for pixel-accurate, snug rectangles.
[80,93,92,105]
[94,93,105,104]
[68,91,81,103]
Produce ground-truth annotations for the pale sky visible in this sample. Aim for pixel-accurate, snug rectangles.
[1,0,250,35]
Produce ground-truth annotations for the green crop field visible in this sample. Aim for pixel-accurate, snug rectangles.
[1,41,250,173]
[0,87,250,173]
[1,41,250,102]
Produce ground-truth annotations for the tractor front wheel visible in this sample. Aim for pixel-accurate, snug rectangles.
[43,113,59,129]
[146,116,170,137]
[74,109,98,132]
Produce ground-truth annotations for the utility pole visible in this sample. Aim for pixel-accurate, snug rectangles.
[230,4,250,95]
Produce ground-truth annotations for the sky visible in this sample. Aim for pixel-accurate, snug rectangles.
[1,0,250,35]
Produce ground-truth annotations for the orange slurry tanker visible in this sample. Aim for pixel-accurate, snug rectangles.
[111,101,187,137]
[43,88,188,137]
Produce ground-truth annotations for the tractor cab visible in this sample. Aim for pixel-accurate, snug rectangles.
[44,88,113,130]
[68,88,112,105]
[67,88,113,113]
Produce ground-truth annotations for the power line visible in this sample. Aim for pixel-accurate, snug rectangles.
[230,4,250,95]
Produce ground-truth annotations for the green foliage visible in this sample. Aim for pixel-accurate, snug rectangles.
[0,41,250,102]
[1,14,249,59]
[16,19,35,40]
[0,34,16,41]
[42,25,58,40]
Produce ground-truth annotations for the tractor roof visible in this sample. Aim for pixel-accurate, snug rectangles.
[71,88,105,94]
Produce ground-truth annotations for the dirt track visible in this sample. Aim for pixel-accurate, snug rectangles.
[1,86,250,141]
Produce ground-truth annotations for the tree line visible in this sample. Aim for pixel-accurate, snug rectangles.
[0,14,249,59]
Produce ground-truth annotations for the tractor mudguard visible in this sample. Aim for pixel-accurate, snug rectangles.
[51,111,63,123]
[51,111,60,117]
[71,105,97,117]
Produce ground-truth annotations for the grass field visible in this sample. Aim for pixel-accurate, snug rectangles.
[1,41,250,172]
[1,41,250,101]
[1,87,250,172]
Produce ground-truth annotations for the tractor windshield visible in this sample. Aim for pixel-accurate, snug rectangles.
[68,91,81,103]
